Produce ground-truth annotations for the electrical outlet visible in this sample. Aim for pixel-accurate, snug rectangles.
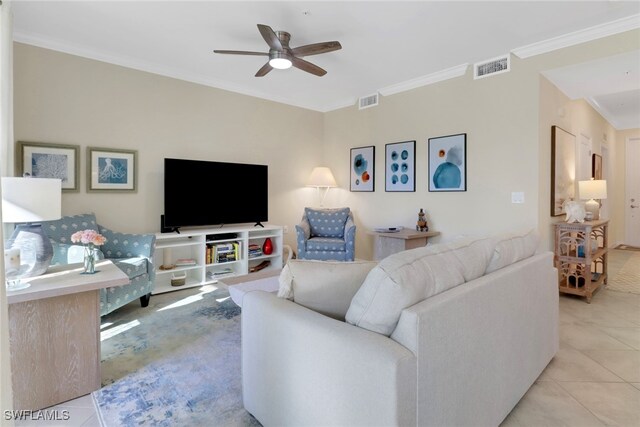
[511,192,525,204]
[283,225,289,234]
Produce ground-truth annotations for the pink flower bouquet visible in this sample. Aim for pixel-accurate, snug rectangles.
[71,229,107,246]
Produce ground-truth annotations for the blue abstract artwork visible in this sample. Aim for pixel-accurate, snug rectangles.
[98,157,128,184]
[386,141,415,192]
[428,134,467,192]
[31,153,68,182]
[350,146,375,192]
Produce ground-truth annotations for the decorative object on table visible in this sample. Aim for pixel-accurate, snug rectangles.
[1,177,62,283]
[373,226,403,233]
[87,147,137,192]
[550,125,576,216]
[171,271,187,287]
[592,153,602,180]
[579,179,607,220]
[350,146,375,192]
[160,247,174,270]
[385,140,416,192]
[416,208,428,231]
[3,239,36,291]
[16,141,80,192]
[562,200,586,223]
[262,237,273,255]
[71,229,107,274]
[306,166,337,207]
[428,133,467,192]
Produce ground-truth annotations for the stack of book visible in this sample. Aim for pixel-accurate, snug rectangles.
[211,242,239,264]
[248,243,263,259]
[175,258,196,267]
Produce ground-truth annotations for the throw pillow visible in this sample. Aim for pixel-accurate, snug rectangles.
[345,236,496,336]
[485,229,539,274]
[278,259,377,320]
[304,207,350,238]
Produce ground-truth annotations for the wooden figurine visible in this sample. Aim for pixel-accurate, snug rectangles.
[416,208,429,232]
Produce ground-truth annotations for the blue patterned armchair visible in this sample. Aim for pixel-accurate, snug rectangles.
[296,207,356,261]
[41,213,156,316]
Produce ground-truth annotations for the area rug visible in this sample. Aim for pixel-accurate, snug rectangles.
[92,284,260,426]
[615,244,640,251]
[607,251,640,295]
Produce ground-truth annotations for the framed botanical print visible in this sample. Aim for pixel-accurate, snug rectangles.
[385,140,415,192]
[428,133,467,192]
[350,146,375,192]
[16,141,80,192]
[87,147,137,192]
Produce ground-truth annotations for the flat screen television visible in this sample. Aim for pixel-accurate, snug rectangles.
[164,158,268,229]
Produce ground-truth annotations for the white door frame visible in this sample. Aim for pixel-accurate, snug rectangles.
[625,137,640,246]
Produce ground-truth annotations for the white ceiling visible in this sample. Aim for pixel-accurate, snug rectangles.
[12,1,640,124]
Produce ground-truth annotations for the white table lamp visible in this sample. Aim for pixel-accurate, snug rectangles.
[2,177,62,286]
[578,179,607,220]
[306,167,337,207]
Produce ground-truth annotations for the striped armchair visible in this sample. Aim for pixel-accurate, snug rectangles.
[41,213,156,316]
[296,207,356,261]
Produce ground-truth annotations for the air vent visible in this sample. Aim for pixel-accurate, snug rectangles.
[474,55,510,80]
[359,93,379,110]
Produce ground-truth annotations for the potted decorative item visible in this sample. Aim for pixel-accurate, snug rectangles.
[71,229,106,274]
[416,209,428,232]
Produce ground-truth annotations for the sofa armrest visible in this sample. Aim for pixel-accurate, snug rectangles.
[242,291,416,427]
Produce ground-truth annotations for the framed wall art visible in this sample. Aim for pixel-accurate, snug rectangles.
[385,140,415,192]
[428,133,467,192]
[87,147,137,192]
[551,125,576,216]
[350,146,375,192]
[16,141,80,192]
[592,153,602,180]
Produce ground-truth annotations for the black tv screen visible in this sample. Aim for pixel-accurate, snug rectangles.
[164,158,268,228]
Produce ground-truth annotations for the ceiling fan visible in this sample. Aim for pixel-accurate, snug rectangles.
[214,24,342,77]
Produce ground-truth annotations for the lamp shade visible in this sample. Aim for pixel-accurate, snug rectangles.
[578,180,607,200]
[1,177,62,223]
[306,167,337,188]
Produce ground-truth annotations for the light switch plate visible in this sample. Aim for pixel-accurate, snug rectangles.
[511,192,525,204]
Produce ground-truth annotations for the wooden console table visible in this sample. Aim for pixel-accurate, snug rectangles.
[368,229,440,261]
[7,260,129,410]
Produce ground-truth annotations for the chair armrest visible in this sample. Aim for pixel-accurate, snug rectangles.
[242,291,416,426]
[98,225,156,259]
[295,217,311,240]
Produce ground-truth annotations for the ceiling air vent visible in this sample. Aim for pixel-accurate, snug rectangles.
[474,55,510,80]
[359,93,379,110]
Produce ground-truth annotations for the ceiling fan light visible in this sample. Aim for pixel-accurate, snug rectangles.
[269,57,292,69]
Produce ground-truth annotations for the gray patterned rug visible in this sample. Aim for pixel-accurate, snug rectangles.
[93,285,260,426]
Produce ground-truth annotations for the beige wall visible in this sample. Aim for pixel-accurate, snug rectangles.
[13,43,324,250]
[325,30,639,258]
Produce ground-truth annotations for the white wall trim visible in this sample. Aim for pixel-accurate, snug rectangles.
[585,97,632,131]
[378,64,468,97]
[512,14,640,59]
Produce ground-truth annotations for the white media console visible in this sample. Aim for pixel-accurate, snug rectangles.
[153,224,283,294]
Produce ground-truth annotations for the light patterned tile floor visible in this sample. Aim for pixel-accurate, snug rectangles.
[20,251,639,426]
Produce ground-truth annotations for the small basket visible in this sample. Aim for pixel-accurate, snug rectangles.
[171,272,187,287]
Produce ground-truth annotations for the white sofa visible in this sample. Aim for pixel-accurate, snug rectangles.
[242,232,559,426]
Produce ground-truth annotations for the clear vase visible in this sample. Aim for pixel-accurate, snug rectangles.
[83,245,97,274]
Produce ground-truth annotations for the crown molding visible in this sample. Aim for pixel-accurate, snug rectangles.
[13,31,325,112]
[321,98,358,113]
[586,97,639,131]
[378,64,468,97]
[512,14,640,59]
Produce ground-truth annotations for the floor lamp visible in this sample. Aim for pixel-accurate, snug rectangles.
[2,177,62,289]
[306,167,337,207]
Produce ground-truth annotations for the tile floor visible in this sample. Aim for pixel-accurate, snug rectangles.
[16,250,640,426]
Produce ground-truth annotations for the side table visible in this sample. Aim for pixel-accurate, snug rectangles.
[7,260,129,410]
[368,229,440,261]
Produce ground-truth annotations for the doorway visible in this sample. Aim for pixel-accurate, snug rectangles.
[625,137,640,247]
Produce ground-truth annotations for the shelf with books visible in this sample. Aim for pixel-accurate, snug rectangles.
[153,224,283,294]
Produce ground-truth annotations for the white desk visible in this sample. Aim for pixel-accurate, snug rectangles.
[7,260,129,410]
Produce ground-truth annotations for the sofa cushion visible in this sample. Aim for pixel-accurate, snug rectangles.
[305,207,350,238]
[51,242,105,266]
[485,229,538,274]
[278,259,377,320]
[111,257,149,280]
[42,213,99,244]
[345,237,496,336]
[306,237,346,252]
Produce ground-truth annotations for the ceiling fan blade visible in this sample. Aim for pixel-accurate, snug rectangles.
[291,56,327,77]
[291,41,342,57]
[255,62,273,77]
[257,24,283,51]
[213,50,268,56]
